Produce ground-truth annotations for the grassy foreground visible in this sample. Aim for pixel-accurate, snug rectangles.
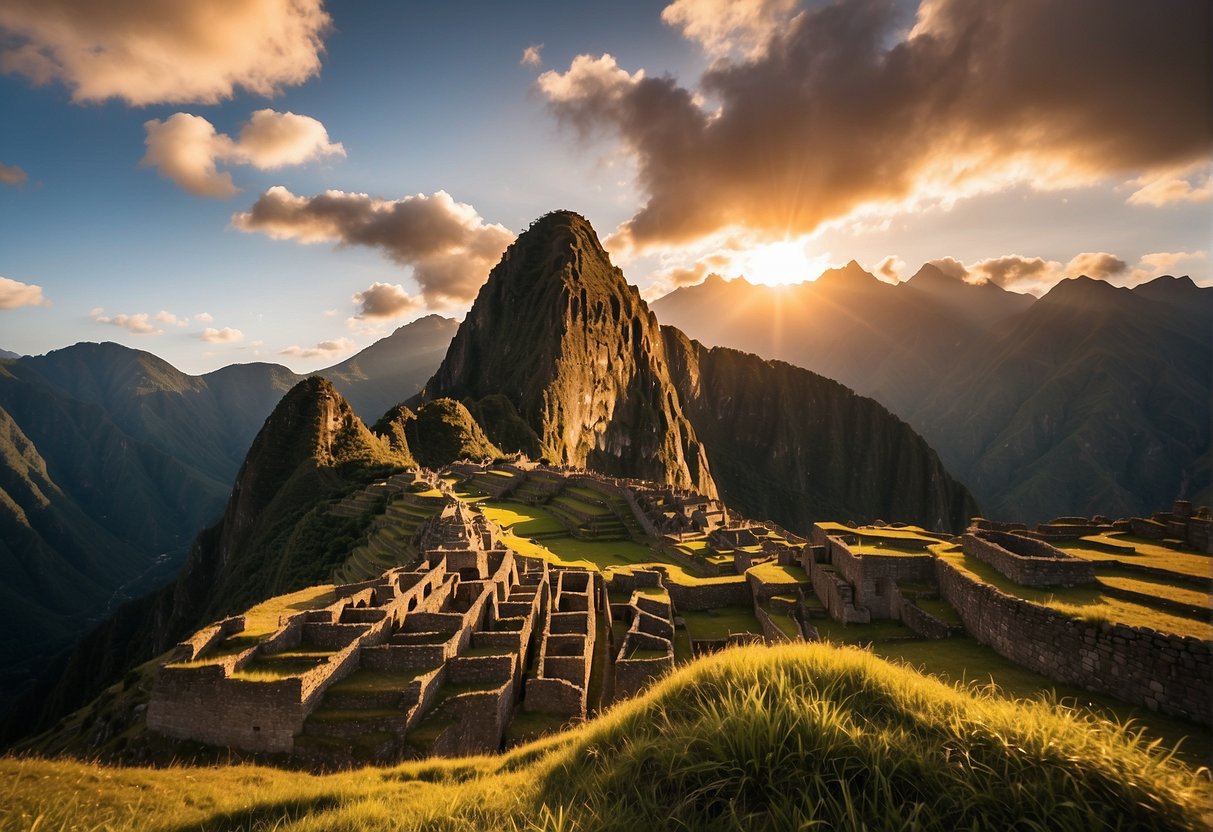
[3,644,1209,832]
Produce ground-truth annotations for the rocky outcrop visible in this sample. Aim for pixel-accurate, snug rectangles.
[662,328,977,534]
[373,398,500,469]
[420,211,715,497]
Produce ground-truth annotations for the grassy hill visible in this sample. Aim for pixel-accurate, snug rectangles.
[2,644,1208,831]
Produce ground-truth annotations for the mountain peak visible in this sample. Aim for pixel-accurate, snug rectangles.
[421,211,716,495]
[817,260,878,287]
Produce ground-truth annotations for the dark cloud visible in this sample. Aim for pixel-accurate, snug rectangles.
[233,187,514,307]
[352,282,422,319]
[541,0,1212,250]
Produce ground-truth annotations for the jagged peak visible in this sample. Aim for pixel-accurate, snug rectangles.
[816,260,878,287]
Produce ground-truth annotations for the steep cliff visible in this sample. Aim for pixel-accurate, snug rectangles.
[420,211,715,496]
[663,328,977,533]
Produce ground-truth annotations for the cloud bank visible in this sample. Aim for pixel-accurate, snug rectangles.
[540,0,1212,251]
[0,0,330,105]
[233,187,514,307]
[142,109,344,197]
[280,337,355,359]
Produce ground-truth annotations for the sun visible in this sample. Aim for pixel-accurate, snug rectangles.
[740,239,826,286]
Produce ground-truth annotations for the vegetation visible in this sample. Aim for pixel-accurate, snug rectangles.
[3,644,1208,832]
[938,548,1212,640]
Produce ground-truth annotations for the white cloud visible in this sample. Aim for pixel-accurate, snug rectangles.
[875,255,905,284]
[200,326,244,343]
[233,187,513,307]
[0,0,330,106]
[194,311,214,322]
[0,276,47,309]
[154,310,189,327]
[0,162,27,186]
[279,337,355,359]
[90,308,160,335]
[521,44,543,67]
[661,0,798,58]
[1127,163,1213,207]
[142,109,344,197]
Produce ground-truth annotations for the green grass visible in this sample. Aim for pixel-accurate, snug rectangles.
[1057,535,1213,581]
[813,618,919,644]
[940,549,1212,640]
[480,503,567,536]
[1094,566,1211,610]
[3,644,1208,831]
[912,598,964,626]
[680,606,763,640]
[327,668,429,694]
[868,636,1213,768]
[746,563,809,584]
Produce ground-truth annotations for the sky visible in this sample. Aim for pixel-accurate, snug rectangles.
[0,0,1209,374]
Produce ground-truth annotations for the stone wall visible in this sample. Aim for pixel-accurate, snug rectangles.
[665,579,750,611]
[897,599,952,640]
[962,531,1095,587]
[937,559,1212,725]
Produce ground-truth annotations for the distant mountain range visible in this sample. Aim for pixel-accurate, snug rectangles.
[0,317,455,703]
[651,266,1211,522]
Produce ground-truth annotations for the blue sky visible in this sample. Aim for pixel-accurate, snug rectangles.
[1,0,1209,373]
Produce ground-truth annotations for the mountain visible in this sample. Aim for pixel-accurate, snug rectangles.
[0,349,19,360]
[321,315,458,421]
[1,378,411,741]
[663,329,976,531]
[420,211,716,496]
[917,276,1212,520]
[653,268,1209,522]
[650,262,1031,419]
[903,263,1035,327]
[0,317,455,708]
[372,399,500,469]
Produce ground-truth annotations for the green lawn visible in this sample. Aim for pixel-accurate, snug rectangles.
[1057,535,1213,581]
[747,563,809,584]
[939,549,1212,640]
[813,618,918,644]
[680,606,762,640]
[1093,566,1211,610]
[480,502,567,536]
[327,667,428,693]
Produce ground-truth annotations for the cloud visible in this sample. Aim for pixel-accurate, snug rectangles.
[232,187,514,307]
[142,109,343,197]
[279,337,355,359]
[90,308,160,335]
[521,44,543,67]
[661,0,799,58]
[352,282,422,320]
[0,0,330,105]
[540,0,1212,251]
[154,310,189,327]
[1064,252,1127,279]
[194,311,214,322]
[1136,250,1208,276]
[1126,163,1213,207]
[200,326,244,343]
[875,255,904,283]
[926,257,968,281]
[0,162,27,186]
[0,276,47,309]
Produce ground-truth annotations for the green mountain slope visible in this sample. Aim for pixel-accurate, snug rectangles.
[1,378,411,742]
[664,329,977,532]
[916,276,1211,520]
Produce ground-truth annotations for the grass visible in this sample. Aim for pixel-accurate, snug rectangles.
[480,503,567,537]
[680,606,763,641]
[3,644,1208,831]
[939,548,1213,640]
[868,635,1213,768]
[327,668,429,694]
[813,619,918,644]
[1057,535,1213,581]
[746,563,809,584]
[1094,566,1211,610]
